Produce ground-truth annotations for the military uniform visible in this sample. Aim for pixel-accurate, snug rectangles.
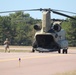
[4,38,10,52]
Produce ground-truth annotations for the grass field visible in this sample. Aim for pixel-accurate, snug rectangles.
[0,45,76,53]
[0,49,31,53]
[0,45,32,53]
[55,70,76,75]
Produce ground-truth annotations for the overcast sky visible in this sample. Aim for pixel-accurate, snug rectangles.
[0,0,76,19]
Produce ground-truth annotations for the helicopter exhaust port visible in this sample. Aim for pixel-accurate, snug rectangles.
[53,24,61,32]
[34,25,41,31]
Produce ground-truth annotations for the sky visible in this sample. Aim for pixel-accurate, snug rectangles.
[0,0,76,19]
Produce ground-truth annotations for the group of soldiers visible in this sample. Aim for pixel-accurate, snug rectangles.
[4,38,10,53]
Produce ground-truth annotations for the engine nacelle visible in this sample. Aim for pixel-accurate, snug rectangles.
[53,24,61,32]
[34,25,41,31]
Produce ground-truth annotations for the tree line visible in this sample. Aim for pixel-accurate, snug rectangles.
[62,17,76,46]
[0,11,41,46]
[0,11,76,46]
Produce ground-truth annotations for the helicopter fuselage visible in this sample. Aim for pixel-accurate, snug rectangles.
[32,28,68,53]
[32,10,68,54]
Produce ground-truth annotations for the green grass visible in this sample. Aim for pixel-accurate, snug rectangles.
[0,49,31,53]
[54,70,76,75]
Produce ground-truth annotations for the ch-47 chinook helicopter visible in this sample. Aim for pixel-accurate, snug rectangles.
[0,8,76,54]
[30,8,76,54]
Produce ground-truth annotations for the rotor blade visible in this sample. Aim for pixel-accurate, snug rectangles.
[52,19,67,21]
[52,9,76,14]
[0,9,42,14]
[52,10,76,20]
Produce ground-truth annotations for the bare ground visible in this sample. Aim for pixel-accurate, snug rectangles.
[0,46,76,75]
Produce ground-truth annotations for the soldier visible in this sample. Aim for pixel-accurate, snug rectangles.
[4,38,10,53]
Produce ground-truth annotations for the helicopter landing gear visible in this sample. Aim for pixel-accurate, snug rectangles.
[62,49,68,54]
[58,49,68,54]
[32,40,38,53]
[58,49,61,53]
[32,48,35,52]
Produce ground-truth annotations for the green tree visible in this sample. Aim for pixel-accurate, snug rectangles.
[0,11,41,45]
[62,17,76,46]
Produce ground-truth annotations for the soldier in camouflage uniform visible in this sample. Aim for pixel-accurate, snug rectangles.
[4,38,10,52]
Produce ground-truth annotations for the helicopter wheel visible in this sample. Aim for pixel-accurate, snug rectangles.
[63,49,67,54]
[58,49,61,54]
[32,48,35,52]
